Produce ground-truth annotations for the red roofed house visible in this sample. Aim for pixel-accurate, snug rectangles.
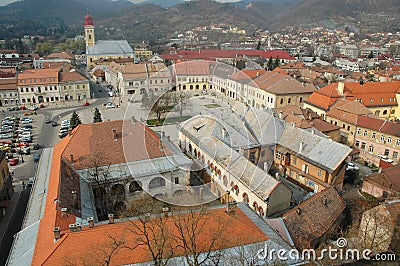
[361,164,400,199]
[267,187,346,250]
[304,81,400,121]
[17,67,90,104]
[354,116,400,164]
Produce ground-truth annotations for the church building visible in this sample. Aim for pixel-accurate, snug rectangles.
[84,13,135,69]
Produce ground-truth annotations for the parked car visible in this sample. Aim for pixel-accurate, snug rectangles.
[105,102,115,109]
[39,104,45,108]
[346,162,359,171]
[18,136,32,143]
[51,121,58,127]
[21,119,33,124]
[9,158,19,166]
[83,101,90,106]
[45,117,51,124]
[59,131,68,138]
[18,146,30,155]
[28,105,38,111]
[17,142,29,147]
[33,143,40,150]
[0,133,13,139]
[377,154,394,163]
[28,177,35,186]
[34,154,41,162]
[22,124,32,129]
[108,91,114,97]
[19,106,27,110]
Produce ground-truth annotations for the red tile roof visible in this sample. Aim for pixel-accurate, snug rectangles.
[306,81,400,111]
[59,71,87,83]
[364,164,400,193]
[229,69,266,81]
[282,187,346,249]
[175,60,210,75]
[37,207,268,266]
[17,69,59,85]
[63,120,172,170]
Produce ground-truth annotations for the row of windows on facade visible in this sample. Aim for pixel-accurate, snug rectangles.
[275,151,323,177]
[20,94,86,103]
[367,97,397,104]
[19,85,86,93]
[1,93,18,98]
[20,78,56,83]
[355,141,399,159]
[177,77,208,83]
[356,128,400,145]
[188,144,267,217]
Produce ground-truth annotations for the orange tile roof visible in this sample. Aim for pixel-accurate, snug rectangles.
[326,99,373,125]
[175,60,210,75]
[31,136,77,266]
[63,120,172,170]
[39,207,268,265]
[17,69,59,85]
[59,71,87,83]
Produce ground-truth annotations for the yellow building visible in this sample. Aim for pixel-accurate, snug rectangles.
[134,43,153,59]
[84,13,135,69]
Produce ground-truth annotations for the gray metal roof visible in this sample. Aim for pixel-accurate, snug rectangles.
[6,221,39,266]
[22,148,52,228]
[87,40,134,56]
[278,125,352,173]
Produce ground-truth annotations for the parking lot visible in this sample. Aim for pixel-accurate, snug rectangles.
[0,114,44,187]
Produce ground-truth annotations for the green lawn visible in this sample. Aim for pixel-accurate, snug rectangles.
[204,103,221,109]
[147,115,192,126]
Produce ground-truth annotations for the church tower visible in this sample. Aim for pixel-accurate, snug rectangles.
[84,12,95,48]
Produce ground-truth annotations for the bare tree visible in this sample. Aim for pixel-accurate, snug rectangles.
[83,153,113,221]
[172,91,190,118]
[170,206,228,266]
[126,198,175,266]
[357,206,392,253]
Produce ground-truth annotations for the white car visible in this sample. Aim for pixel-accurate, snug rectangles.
[346,162,359,171]
[377,155,394,163]
[21,119,33,124]
[105,102,115,109]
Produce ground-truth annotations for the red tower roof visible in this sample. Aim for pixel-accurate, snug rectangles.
[84,13,94,26]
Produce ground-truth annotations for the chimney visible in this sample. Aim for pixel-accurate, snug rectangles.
[159,140,164,151]
[256,72,260,77]
[69,223,82,232]
[199,187,204,197]
[131,116,136,124]
[108,213,114,224]
[323,195,328,206]
[311,127,315,136]
[239,147,245,156]
[87,217,94,228]
[70,154,74,163]
[337,82,344,95]
[263,162,268,171]
[161,131,165,138]
[296,208,301,215]
[226,200,237,214]
[112,128,117,141]
[61,207,68,218]
[162,207,169,218]
[222,128,227,138]
[290,122,295,128]
[299,142,304,153]
[145,212,151,222]
[71,190,77,200]
[54,227,61,241]
[279,111,283,120]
